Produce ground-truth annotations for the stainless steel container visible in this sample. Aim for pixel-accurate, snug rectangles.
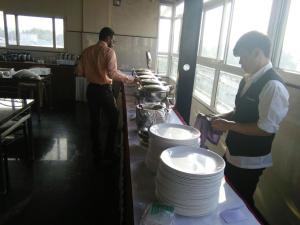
[136,103,168,131]
[137,84,170,102]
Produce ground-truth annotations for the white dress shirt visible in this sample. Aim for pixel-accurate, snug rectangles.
[226,62,289,169]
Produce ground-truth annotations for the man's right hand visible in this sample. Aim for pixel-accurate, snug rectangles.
[126,75,138,84]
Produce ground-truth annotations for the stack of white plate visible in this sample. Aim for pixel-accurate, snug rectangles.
[145,123,200,173]
[155,146,225,217]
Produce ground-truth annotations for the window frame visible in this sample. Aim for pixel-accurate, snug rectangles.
[0,11,65,51]
[169,1,184,81]
[156,1,184,81]
[156,3,173,76]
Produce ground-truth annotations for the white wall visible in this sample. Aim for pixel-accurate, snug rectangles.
[190,85,300,224]
[82,0,159,69]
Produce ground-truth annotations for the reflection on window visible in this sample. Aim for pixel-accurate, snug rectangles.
[279,0,300,73]
[158,18,171,53]
[201,6,223,59]
[42,138,68,161]
[172,19,181,54]
[157,55,169,74]
[226,0,273,66]
[0,11,5,47]
[18,15,53,47]
[175,2,184,17]
[160,5,172,17]
[170,57,178,81]
[55,18,64,48]
[193,65,215,105]
[215,71,242,113]
[6,14,17,45]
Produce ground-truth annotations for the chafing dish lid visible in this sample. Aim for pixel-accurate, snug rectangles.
[140,84,169,92]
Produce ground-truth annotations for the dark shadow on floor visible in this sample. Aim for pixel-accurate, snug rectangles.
[0,103,122,225]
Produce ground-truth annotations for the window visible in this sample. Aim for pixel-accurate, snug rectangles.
[156,2,184,79]
[193,0,297,113]
[175,2,184,17]
[279,0,300,73]
[0,11,5,47]
[226,0,273,66]
[215,72,241,113]
[172,19,181,54]
[55,18,64,48]
[170,56,179,81]
[193,65,215,105]
[157,5,172,74]
[158,18,171,53]
[160,5,172,17]
[200,6,223,59]
[0,12,64,49]
[18,16,53,47]
[6,14,17,45]
[157,55,169,74]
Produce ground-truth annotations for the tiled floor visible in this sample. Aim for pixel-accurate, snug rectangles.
[0,103,122,225]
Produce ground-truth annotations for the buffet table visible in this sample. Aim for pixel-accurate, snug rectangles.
[123,84,261,225]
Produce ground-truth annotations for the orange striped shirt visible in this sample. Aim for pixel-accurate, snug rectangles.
[76,41,132,84]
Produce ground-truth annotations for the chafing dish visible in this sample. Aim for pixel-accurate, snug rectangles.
[138,74,159,80]
[136,103,168,130]
[139,78,162,86]
[136,103,169,146]
[134,68,152,73]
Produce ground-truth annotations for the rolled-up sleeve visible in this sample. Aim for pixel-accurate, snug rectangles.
[107,49,131,83]
[258,80,289,133]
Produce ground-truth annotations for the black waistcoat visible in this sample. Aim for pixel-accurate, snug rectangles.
[226,68,284,157]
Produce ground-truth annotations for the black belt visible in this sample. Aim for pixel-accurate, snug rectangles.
[88,83,111,88]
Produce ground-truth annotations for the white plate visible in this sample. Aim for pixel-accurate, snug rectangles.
[160,146,225,176]
[158,162,224,181]
[149,123,200,141]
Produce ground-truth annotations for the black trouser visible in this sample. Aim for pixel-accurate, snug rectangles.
[86,83,118,159]
[224,160,264,207]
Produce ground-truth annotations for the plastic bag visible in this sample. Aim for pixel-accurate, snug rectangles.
[140,202,175,225]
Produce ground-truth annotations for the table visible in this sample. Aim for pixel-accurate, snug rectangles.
[0,75,52,120]
[123,84,262,225]
[0,98,34,194]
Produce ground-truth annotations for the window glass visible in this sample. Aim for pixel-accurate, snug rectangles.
[279,0,300,73]
[55,18,64,48]
[18,15,53,47]
[172,19,181,54]
[158,18,171,53]
[0,11,5,47]
[218,2,231,60]
[157,55,169,74]
[201,6,223,59]
[193,65,215,105]
[226,0,273,66]
[175,2,184,17]
[160,5,172,17]
[215,71,242,113]
[170,56,178,81]
[6,14,17,45]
